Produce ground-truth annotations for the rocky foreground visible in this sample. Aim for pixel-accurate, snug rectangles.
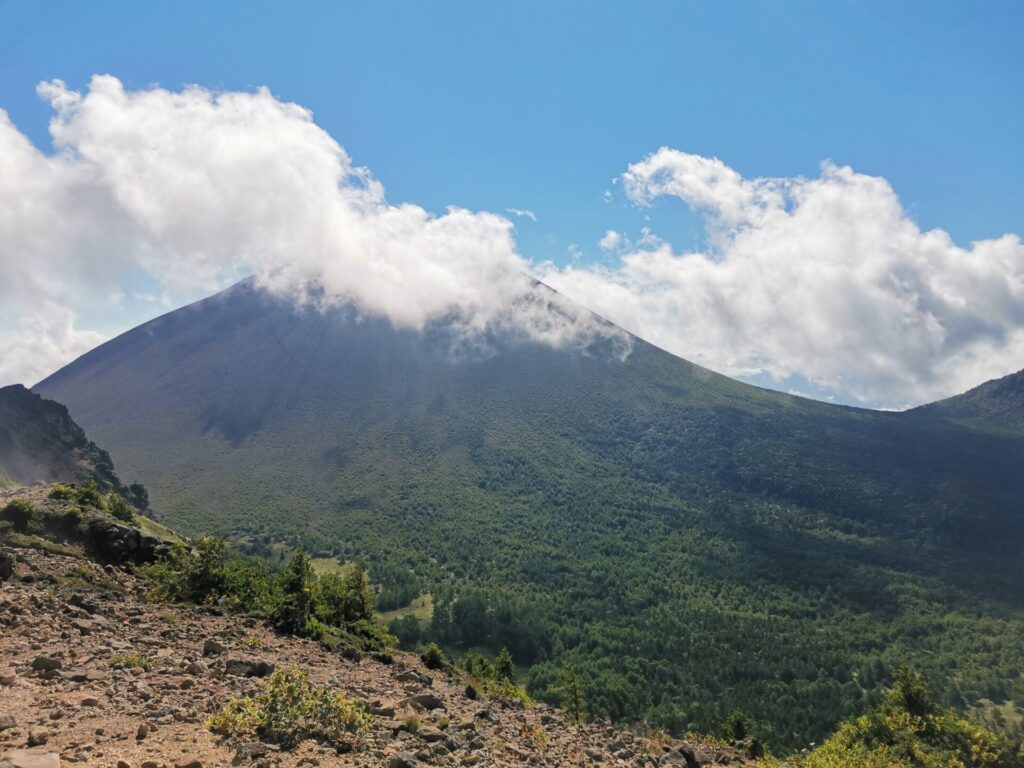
[0,548,760,768]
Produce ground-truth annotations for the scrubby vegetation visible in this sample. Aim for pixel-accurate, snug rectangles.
[208,668,372,747]
[451,648,530,705]
[777,670,1023,768]
[0,484,148,560]
[139,538,393,653]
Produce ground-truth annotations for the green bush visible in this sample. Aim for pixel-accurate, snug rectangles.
[272,550,314,635]
[313,565,375,626]
[77,480,106,510]
[106,492,136,523]
[208,668,372,747]
[421,642,450,670]
[494,646,515,683]
[1,498,36,532]
[48,484,78,500]
[791,670,1022,768]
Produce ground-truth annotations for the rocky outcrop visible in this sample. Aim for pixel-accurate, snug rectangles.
[0,484,165,566]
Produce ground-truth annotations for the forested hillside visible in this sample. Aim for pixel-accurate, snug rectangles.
[36,279,1024,752]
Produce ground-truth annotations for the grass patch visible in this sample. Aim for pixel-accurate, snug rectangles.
[378,592,433,624]
[0,466,18,491]
[310,556,346,575]
[136,515,184,544]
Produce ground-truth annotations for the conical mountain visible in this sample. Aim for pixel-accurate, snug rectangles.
[34,278,1024,749]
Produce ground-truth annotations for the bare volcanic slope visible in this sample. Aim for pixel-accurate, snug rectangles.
[34,279,1024,749]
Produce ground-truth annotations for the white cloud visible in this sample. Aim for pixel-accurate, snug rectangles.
[598,230,622,251]
[0,76,620,386]
[505,207,537,221]
[3,80,1023,408]
[541,148,1024,407]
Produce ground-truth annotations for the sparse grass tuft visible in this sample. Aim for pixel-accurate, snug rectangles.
[109,652,155,669]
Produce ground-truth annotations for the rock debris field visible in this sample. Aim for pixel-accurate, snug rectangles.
[0,548,759,768]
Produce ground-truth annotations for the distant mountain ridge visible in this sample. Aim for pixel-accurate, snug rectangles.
[913,368,1024,433]
[33,278,1024,750]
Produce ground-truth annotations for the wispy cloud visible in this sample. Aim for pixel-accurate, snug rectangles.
[505,207,537,221]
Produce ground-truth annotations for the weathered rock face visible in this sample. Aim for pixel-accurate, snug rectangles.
[0,546,760,768]
[87,519,163,565]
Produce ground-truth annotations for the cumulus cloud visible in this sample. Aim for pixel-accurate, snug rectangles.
[4,79,1023,408]
[598,230,622,251]
[0,76,618,387]
[541,148,1024,407]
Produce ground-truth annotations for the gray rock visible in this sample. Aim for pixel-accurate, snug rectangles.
[29,656,61,672]
[0,549,15,581]
[202,639,226,656]
[400,693,445,711]
[224,659,274,677]
[416,726,446,743]
[26,727,48,747]
[0,716,14,732]
[387,753,420,768]
[231,742,271,765]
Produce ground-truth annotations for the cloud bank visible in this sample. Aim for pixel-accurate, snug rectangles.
[2,78,1023,407]
[541,149,1024,407]
[0,76,614,387]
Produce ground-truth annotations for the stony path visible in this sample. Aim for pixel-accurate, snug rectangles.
[0,548,756,768]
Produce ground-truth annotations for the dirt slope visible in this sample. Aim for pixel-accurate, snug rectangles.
[0,547,758,768]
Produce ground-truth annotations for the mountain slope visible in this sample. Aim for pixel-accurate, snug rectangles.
[34,279,1024,750]
[0,384,145,505]
[912,368,1024,434]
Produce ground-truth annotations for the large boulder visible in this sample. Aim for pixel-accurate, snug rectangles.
[0,750,62,768]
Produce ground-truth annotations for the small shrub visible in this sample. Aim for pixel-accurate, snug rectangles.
[521,724,549,750]
[77,480,106,510]
[724,708,747,741]
[109,652,155,669]
[420,642,449,670]
[494,646,515,683]
[48,484,78,500]
[401,715,421,733]
[1,498,36,532]
[208,668,372,747]
[106,492,136,523]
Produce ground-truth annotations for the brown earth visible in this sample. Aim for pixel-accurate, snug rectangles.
[0,547,760,768]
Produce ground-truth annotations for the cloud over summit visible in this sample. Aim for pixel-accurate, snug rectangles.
[0,76,615,386]
[1,79,1023,407]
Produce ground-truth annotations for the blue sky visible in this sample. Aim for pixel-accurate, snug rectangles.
[3,1,1021,263]
[2,1,1023,407]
